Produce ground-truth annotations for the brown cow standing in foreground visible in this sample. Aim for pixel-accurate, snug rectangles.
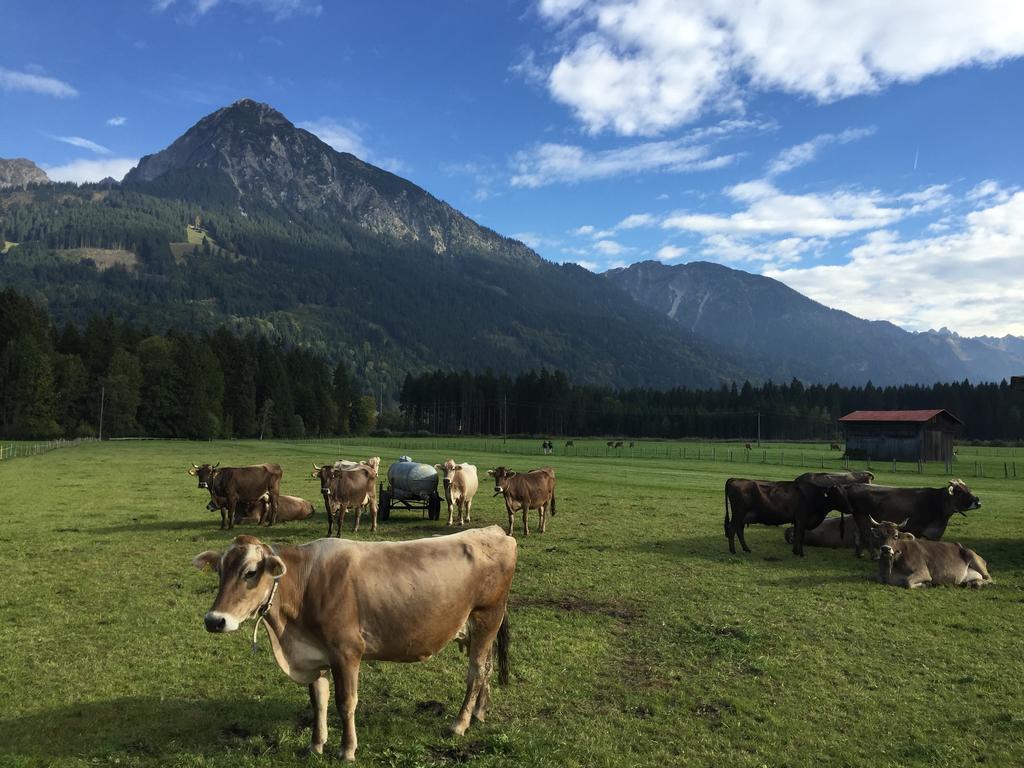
[435,459,479,526]
[871,519,991,588]
[311,458,380,536]
[189,462,283,529]
[487,467,556,536]
[193,527,516,760]
[234,494,315,525]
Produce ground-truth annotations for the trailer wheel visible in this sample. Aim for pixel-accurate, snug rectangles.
[379,485,391,522]
[428,491,441,521]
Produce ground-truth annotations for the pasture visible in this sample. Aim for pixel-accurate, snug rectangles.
[1,438,1022,768]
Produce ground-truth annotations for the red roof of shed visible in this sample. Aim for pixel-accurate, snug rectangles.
[839,409,962,425]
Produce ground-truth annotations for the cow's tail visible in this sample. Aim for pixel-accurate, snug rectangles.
[550,490,557,517]
[496,609,511,685]
[724,483,731,539]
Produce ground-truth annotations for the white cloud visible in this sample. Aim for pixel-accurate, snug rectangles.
[663,180,907,238]
[43,158,139,184]
[513,232,562,250]
[764,191,1024,335]
[700,233,819,266]
[655,244,686,261]
[298,118,369,158]
[571,224,595,236]
[538,0,1024,135]
[511,137,735,187]
[156,0,321,18]
[766,127,876,175]
[52,135,110,155]
[967,179,1017,205]
[0,67,77,98]
[616,213,656,229]
[594,239,630,255]
[107,116,127,127]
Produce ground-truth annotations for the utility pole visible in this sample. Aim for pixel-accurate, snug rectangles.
[502,395,507,445]
[757,411,761,447]
[98,385,105,441]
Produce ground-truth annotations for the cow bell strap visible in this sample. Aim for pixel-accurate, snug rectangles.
[251,577,280,652]
[248,544,278,651]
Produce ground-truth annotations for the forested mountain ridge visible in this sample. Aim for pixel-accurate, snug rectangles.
[606,260,1024,385]
[0,101,745,393]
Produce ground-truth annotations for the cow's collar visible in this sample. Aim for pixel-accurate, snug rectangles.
[251,546,281,652]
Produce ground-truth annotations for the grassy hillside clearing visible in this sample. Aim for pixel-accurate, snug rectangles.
[0,439,1021,767]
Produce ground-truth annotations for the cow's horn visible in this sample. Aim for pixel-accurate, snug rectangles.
[897,517,910,529]
[312,463,322,471]
[868,515,882,527]
[213,462,220,469]
[192,463,199,469]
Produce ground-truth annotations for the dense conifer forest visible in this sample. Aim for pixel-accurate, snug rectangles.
[2,288,1020,442]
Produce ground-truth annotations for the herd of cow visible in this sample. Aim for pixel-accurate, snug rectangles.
[725,471,990,588]
[186,458,989,761]
[187,455,557,759]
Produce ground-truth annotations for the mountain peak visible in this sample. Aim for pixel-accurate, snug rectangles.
[0,157,50,188]
[122,100,539,264]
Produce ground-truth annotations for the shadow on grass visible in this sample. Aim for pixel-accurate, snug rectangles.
[0,696,303,762]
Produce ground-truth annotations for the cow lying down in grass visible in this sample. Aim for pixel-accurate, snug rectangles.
[871,519,991,588]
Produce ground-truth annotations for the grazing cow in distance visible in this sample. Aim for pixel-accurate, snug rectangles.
[744,443,752,451]
[192,527,517,760]
[488,467,556,536]
[613,440,624,449]
[565,440,574,449]
[606,441,614,449]
[311,458,380,536]
[724,477,845,556]
[189,462,283,529]
[828,479,981,558]
[435,459,479,526]
[871,519,991,588]
[234,494,315,525]
[628,441,635,449]
[830,443,841,451]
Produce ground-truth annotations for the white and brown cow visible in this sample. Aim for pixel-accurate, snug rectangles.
[487,466,556,536]
[434,459,479,526]
[193,527,517,761]
[871,519,992,588]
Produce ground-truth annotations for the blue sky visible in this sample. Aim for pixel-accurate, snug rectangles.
[3,0,1024,337]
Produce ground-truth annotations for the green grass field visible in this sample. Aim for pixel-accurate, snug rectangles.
[1,439,1022,767]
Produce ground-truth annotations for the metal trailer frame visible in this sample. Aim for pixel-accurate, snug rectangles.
[378,481,442,521]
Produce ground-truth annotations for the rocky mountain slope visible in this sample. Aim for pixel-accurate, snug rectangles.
[0,158,49,188]
[606,260,1024,385]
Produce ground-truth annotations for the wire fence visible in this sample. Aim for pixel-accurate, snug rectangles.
[0,437,95,461]
[279,436,1022,481]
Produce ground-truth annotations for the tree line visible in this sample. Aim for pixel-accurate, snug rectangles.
[3,287,1022,441]
[0,288,375,440]
[398,369,1024,442]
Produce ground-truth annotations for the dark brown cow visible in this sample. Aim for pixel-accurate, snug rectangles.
[487,467,556,536]
[829,479,981,558]
[871,519,991,588]
[724,477,845,556]
[189,463,283,529]
[311,458,380,536]
[830,443,841,451]
[235,494,315,525]
[192,527,517,760]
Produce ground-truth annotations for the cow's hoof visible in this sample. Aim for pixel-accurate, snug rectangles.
[449,722,469,737]
[338,749,356,762]
[308,742,324,756]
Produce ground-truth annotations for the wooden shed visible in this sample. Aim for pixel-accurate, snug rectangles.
[838,409,962,463]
